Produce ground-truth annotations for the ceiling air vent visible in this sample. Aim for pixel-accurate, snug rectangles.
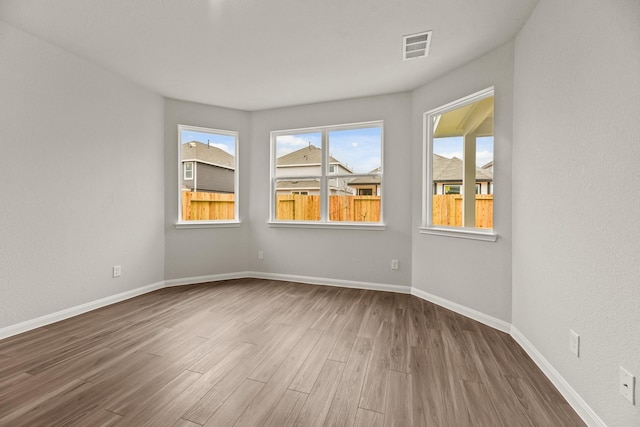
[403,31,432,60]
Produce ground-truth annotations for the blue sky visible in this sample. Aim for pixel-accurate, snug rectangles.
[181,130,236,155]
[276,127,382,174]
[434,136,494,167]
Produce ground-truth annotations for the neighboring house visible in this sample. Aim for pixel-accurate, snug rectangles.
[276,145,354,195]
[481,160,493,174]
[432,154,493,195]
[347,167,381,196]
[182,141,235,193]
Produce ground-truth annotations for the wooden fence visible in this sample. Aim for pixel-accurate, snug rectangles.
[182,191,235,221]
[432,194,493,228]
[182,191,493,227]
[276,195,381,222]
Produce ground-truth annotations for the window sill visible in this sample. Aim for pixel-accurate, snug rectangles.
[418,226,497,242]
[175,220,241,229]
[268,221,386,231]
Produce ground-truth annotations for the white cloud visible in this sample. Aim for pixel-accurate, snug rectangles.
[276,135,317,157]
[211,143,233,155]
[476,150,493,167]
[438,151,462,159]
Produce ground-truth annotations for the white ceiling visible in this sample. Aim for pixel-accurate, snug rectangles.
[0,0,538,111]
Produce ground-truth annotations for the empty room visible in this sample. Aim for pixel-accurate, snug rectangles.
[0,1,638,426]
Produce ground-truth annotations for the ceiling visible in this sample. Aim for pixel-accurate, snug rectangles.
[0,0,538,111]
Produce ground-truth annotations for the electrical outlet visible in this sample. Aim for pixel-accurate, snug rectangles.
[620,367,636,404]
[569,330,580,357]
[112,265,121,278]
[258,251,264,260]
[391,259,399,270]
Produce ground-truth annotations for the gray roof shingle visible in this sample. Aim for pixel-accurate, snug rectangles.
[182,141,235,169]
[277,145,345,168]
[433,154,493,182]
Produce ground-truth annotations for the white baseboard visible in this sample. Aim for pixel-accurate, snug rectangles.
[164,271,250,288]
[0,272,607,427]
[410,287,511,333]
[244,270,412,294]
[510,326,606,427]
[0,281,165,341]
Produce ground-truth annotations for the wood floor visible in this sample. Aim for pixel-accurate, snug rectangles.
[0,279,585,427]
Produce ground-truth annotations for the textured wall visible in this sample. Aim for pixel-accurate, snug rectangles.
[248,93,413,288]
[512,1,640,425]
[411,43,515,323]
[0,21,165,328]
[164,99,251,280]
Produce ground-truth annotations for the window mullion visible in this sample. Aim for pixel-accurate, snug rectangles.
[320,130,329,222]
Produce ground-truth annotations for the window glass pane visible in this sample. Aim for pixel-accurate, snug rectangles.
[180,127,237,221]
[275,132,322,178]
[329,175,381,222]
[328,126,382,174]
[428,93,493,229]
[275,178,320,221]
[271,122,383,225]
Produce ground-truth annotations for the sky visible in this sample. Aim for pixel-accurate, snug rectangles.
[276,126,382,174]
[181,128,492,170]
[434,136,494,167]
[181,129,236,155]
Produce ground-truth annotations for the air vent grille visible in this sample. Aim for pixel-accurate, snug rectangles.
[403,31,432,60]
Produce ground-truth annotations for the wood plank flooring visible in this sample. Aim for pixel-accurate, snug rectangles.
[0,279,586,426]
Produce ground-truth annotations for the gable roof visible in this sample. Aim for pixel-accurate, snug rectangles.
[347,167,382,186]
[182,141,235,170]
[433,154,493,182]
[277,145,350,171]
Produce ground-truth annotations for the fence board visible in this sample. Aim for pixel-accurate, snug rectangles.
[432,194,493,228]
[182,192,491,227]
[182,191,235,221]
[275,195,381,222]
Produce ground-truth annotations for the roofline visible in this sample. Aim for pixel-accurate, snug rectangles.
[276,163,321,168]
[182,158,235,171]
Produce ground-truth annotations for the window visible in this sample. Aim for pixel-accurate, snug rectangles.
[422,87,496,241]
[178,125,239,225]
[184,162,194,180]
[271,121,383,226]
[443,184,460,195]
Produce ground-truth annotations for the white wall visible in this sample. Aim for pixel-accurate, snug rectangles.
[0,21,165,328]
[248,94,413,288]
[513,1,640,425]
[411,43,514,323]
[164,99,251,281]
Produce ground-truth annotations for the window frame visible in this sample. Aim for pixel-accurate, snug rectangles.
[183,161,194,181]
[176,124,240,229]
[269,121,385,230]
[420,87,497,242]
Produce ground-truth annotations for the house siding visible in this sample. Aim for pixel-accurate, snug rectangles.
[183,162,235,193]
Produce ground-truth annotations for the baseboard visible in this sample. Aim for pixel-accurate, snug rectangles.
[164,271,250,288]
[245,270,412,294]
[510,326,606,427]
[410,287,511,333]
[0,272,608,427]
[0,281,165,341]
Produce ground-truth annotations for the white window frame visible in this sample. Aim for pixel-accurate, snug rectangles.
[176,124,240,229]
[420,87,497,242]
[270,121,385,230]
[183,161,194,181]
